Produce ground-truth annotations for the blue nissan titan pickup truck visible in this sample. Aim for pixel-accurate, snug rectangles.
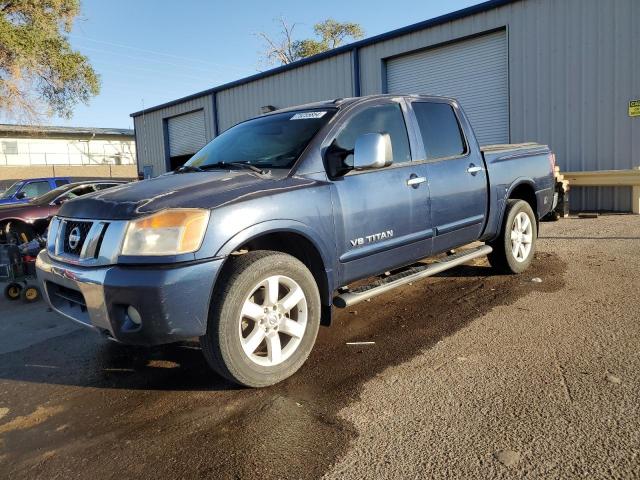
[37,95,555,387]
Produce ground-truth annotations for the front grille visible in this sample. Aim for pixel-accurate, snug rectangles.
[62,221,93,255]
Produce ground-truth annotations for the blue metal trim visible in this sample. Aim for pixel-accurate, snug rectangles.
[351,47,361,97]
[211,92,219,137]
[130,0,519,117]
[435,215,485,236]
[161,118,171,172]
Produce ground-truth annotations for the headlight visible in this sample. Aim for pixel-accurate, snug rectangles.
[121,209,210,256]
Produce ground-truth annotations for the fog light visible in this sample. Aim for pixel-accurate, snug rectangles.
[127,306,142,325]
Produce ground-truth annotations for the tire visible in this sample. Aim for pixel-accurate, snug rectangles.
[200,250,321,388]
[488,199,537,274]
[3,221,35,244]
[22,285,40,303]
[4,282,22,301]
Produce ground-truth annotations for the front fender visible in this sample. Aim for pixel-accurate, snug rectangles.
[208,220,337,314]
[214,219,335,271]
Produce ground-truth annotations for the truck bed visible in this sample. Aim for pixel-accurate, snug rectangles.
[481,142,549,162]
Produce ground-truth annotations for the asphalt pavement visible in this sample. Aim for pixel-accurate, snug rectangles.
[0,215,638,479]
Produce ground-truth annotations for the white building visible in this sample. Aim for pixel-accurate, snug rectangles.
[0,124,136,167]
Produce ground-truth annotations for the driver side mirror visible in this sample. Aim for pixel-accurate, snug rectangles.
[353,133,393,171]
[15,191,27,200]
[52,196,68,206]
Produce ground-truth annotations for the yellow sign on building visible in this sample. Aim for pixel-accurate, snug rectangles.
[630,100,640,117]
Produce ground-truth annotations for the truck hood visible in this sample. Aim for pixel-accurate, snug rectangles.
[57,170,297,220]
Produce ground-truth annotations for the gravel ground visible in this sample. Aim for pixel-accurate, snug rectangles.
[326,215,640,479]
[0,215,638,479]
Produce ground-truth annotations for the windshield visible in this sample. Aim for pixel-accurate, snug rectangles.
[1,181,23,199]
[186,108,336,170]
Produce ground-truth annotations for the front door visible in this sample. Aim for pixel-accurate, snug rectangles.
[327,100,432,285]
[409,100,488,253]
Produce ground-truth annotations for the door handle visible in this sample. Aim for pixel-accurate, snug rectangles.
[407,176,427,187]
[467,164,483,174]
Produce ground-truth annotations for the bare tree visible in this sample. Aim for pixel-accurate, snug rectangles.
[257,17,364,67]
[256,17,301,67]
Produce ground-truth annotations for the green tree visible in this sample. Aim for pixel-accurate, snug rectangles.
[258,18,365,66]
[0,0,100,123]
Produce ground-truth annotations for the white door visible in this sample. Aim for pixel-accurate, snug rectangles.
[386,30,509,145]
[167,110,207,157]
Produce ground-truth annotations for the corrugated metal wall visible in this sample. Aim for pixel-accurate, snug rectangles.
[133,94,215,177]
[216,53,353,132]
[132,0,640,211]
[386,30,509,145]
[359,0,640,211]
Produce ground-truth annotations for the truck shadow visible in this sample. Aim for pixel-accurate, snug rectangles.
[0,333,238,392]
[0,252,566,480]
[0,252,564,394]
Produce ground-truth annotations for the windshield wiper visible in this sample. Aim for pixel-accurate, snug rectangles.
[200,162,267,175]
[174,165,203,174]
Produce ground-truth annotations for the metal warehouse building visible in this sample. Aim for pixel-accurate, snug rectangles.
[131,0,640,211]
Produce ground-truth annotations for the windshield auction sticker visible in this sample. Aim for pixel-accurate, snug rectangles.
[290,111,327,120]
[629,100,640,117]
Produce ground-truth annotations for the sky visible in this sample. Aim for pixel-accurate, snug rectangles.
[53,0,484,129]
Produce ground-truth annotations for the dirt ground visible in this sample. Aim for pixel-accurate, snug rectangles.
[0,215,638,479]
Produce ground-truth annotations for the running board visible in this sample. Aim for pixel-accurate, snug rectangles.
[333,245,493,308]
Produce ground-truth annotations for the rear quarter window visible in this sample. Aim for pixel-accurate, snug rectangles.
[413,102,467,160]
[55,179,70,187]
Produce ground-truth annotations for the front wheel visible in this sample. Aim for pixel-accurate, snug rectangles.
[200,250,321,388]
[488,199,537,274]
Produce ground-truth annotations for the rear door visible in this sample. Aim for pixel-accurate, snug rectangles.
[326,99,432,284]
[408,99,488,253]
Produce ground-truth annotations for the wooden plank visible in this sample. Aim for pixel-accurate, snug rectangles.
[563,168,640,187]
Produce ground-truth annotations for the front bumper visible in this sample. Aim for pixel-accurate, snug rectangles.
[36,251,224,345]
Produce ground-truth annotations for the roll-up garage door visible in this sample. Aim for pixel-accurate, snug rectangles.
[386,30,508,145]
[167,110,207,156]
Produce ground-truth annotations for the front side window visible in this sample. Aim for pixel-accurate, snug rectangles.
[21,181,51,198]
[332,103,411,167]
[187,109,336,170]
[1,181,22,199]
[413,102,467,160]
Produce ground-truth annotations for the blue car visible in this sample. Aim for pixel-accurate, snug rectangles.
[0,177,71,205]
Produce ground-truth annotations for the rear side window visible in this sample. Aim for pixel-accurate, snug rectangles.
[21,181,51,198]
[333,103,411,165]
[413,102,467,160]
[55,179,69,187]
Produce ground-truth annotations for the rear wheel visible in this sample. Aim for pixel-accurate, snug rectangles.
[200,250,321,387]
[488,199,537,274]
